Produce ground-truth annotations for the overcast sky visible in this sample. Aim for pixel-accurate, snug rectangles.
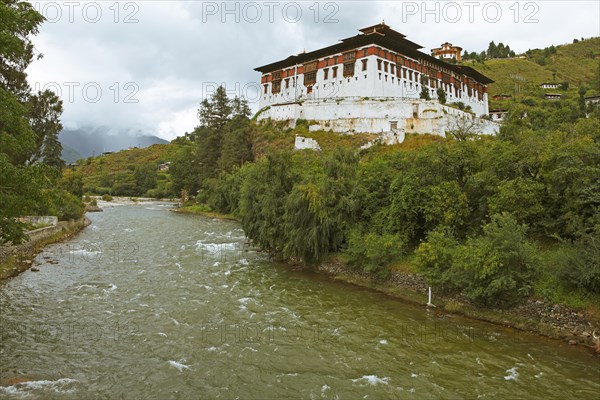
[27,0,600,140]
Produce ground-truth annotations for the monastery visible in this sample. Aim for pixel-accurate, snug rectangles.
[254,23,498,141]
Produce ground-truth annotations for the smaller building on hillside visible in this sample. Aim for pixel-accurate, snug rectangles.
[544,93,562,100]
[489,109,508,122]
[584,95,600,106]
[431,42,462,62]
[540,82,560,89]
[492,94,513,101]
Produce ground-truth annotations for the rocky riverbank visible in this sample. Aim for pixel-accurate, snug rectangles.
[313,257,600,354]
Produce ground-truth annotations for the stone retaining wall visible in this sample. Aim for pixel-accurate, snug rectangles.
[0,217,90,278]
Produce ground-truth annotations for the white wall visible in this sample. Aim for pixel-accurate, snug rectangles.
[259,98,499,137]
[259,53,489,117]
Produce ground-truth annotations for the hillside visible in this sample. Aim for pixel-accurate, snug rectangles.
[468,37,600,109]
[71,143,181,197]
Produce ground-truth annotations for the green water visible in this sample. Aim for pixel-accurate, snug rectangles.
[0,203,598,399]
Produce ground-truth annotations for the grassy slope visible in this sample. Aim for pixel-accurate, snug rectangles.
[468,37,600,109]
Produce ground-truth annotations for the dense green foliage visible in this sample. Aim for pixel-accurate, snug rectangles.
[416,214,538,306]
[1,1,82,244]
[167,83,599,308]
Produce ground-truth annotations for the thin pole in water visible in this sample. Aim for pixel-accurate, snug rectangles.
[427,287,436,308]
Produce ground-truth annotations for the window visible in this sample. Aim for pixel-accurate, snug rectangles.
[304,61,317,73]
[304,71,317,85]
[384,62,388,73]
[272,70,282,80]
[263,85,267,94]
[343,51,355,62]
[285,78,290,89]
[377,59,382,70]
[391,64,395,74]
[324,68,329,80]
[343,62,355,77]
[332,66,338,78]
[362,59,368,71]
[272,80,281,93]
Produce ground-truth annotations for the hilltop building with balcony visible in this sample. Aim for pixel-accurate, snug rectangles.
[431,42,463,62]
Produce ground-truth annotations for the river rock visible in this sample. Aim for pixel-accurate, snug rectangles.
[85,204,103,212]
[30,267,40,272]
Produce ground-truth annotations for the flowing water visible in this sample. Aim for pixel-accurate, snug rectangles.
[0,203,598,399]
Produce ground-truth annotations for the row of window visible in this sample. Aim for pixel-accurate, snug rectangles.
[264,69,486,100]
[265,45,479,88]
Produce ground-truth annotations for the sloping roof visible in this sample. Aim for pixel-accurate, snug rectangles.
[255,24,493,84]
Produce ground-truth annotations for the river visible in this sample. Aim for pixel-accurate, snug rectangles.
[0,203,598,399]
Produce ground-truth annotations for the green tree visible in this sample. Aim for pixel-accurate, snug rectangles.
[419,76,430,100]
[487,41,497,58]
[134,163,158,194]
[456,213,538,306]
[198,86,233,130]
[218,119,254,172]
[231,97,251,119]
[27,89,64,170]
[0,1,72,243]
[578,85,587,112]
[0,0,44,98]
[436,87,446,104]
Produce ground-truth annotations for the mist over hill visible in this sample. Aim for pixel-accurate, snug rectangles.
[59,126,169,162]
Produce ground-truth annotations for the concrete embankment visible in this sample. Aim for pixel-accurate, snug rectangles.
[0,217,91,280]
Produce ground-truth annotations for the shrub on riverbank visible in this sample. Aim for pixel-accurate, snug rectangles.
[417,214,538,307]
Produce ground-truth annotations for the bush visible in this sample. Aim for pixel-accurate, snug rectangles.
[551,227,600,294]
[456,214,538,306]
[416,214,538,306]
[37,189,84,221]
[111,182,138,196]
[344,230,407,279]
[102,194,113,201]
[416,227,461,291]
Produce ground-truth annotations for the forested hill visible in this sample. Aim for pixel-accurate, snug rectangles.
[70,144,180,198]
[468,37,600,108]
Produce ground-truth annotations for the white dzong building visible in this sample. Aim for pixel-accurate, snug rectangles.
[255,23,497,137]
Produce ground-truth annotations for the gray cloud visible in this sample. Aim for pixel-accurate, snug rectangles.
[26,1,600,140]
